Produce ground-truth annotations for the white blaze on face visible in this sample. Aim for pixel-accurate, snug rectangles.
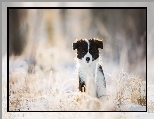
[85,39,89,50]
[82,39,92,64]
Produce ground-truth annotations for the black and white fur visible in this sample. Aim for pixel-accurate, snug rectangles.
[73,38,106,98]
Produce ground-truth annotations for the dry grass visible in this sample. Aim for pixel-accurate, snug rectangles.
[105,71,146,111]
[8,62,146,111]
[9,68,104,111]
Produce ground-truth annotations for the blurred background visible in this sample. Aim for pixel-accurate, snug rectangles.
[7,7,146,79]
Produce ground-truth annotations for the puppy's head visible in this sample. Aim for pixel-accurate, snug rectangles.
[73,38,103,64]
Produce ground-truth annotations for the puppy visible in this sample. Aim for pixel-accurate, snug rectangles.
[73,38,106,98]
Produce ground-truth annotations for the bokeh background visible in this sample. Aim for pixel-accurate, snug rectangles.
[2,2,154,119]
[8,8,146,79]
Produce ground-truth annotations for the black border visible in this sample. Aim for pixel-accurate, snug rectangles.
[7,7,147,112]
[7,7,10,112]
[146,7,147,112]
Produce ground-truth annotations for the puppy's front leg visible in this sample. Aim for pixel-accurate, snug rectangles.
[79,77,86,92]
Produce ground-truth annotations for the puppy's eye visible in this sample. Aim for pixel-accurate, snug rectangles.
[82,50,85,53]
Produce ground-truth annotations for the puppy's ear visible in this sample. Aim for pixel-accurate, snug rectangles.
[73,40,78,50]
[95,38,103,49]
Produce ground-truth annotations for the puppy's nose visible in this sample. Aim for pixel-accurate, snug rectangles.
[86,57,90,61]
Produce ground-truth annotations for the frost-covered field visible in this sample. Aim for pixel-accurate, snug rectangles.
[6,40,146,111]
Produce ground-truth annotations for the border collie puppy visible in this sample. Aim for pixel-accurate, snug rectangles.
[73,38,106,98]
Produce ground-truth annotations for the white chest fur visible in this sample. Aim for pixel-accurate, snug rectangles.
[77,59,106,98]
